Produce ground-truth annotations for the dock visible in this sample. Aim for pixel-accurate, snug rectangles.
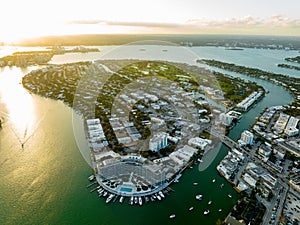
[86,181,97,188]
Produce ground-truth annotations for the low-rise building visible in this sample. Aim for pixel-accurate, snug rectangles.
[284,116,299,136]
[188,137,212,150]
[219,112,233,126]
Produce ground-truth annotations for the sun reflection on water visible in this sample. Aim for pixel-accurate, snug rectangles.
[0,67,36,143]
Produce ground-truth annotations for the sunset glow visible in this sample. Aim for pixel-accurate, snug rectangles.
[0,0,299,43]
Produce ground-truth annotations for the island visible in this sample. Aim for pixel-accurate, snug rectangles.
[278,63,300,71]
[198,59,300,115]
[22,59,263,204]
[285,56,300,64]
[0,46,99,67]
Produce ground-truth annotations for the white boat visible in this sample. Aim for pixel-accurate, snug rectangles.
[138,196,143,206]
[228,194,232,198]
[204,210,210,215]
[119,196,124,203]
[189,206,194,211]
[220,183,224,188]
[208,201,212,205]
[196,194,203,200]
[212,179,216,183]
[193,182,198,186]
[169,214,176,219]
[156,194,161,201]
[145,196,149,202]
[106,194,115,204]
[130,196,134,205]
[159,191,165,198]
[103,191,108,197]
[134,197,138,204]
[218,209,222,212]
[88,175,95,181]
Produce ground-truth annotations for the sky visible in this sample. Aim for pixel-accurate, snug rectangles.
[0,0,299,43]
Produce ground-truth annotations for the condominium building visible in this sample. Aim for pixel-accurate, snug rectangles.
[149,132,168,152]
[238,130,254,146]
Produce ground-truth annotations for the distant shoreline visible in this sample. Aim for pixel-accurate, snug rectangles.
[11,34,300,51]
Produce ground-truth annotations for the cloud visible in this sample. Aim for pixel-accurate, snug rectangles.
[68,20,180,28]
[67,15,300,35]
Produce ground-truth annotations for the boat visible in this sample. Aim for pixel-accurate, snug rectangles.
[228,194,232,198]
[88,175,95,181]
[119,196,124,203]
[197,158,203,163]
[220,183,224,188]
[212,179,216,183]
[106,194,115,204]
[169,214,176,219]
[218,209,222,212]
[156,194,162,201]
[130,196,134,205]
[138,196,143,206]
[103,191,108,197]
[134,197,138,204]
[174,173,182,183]
[204,210,210,215]
[208,201,212,205]
[189,206,194,211]
[196,194,203,200]
[159,191,165,198]
[193,182,198,186]
[145,196,149,202]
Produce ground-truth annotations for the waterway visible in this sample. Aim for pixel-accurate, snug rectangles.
[0,45,295,225]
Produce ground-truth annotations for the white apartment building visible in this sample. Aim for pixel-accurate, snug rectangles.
[149,132,168,152]
[239,130,254,146]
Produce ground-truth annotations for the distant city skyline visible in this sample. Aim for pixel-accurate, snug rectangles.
[1,0,300,43]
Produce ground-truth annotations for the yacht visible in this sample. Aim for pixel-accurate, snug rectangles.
[169,214,176,219]
[119,196,124,203]
[196,194,203,200]
[159,191,165,198]
[212,179,216,183]
[189,206,194,211]
[228,194,232,198]
[130,196,134,205]
[193,182,198,186]
[204,210,210,215]
[156,194,161,201]
[88,175,95,181]
[134,197,138,204]
[106,194,115,204]
[138,196,143,206]
[103,191,108,197]
[208,201,212,205]
[218,209,222,212]
[220,183,224,188]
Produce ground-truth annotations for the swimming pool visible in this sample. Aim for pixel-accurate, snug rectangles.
[120,187,133,192]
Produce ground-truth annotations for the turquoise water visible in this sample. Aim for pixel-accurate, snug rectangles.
[120,187,133,193]
[0,46,294,225]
